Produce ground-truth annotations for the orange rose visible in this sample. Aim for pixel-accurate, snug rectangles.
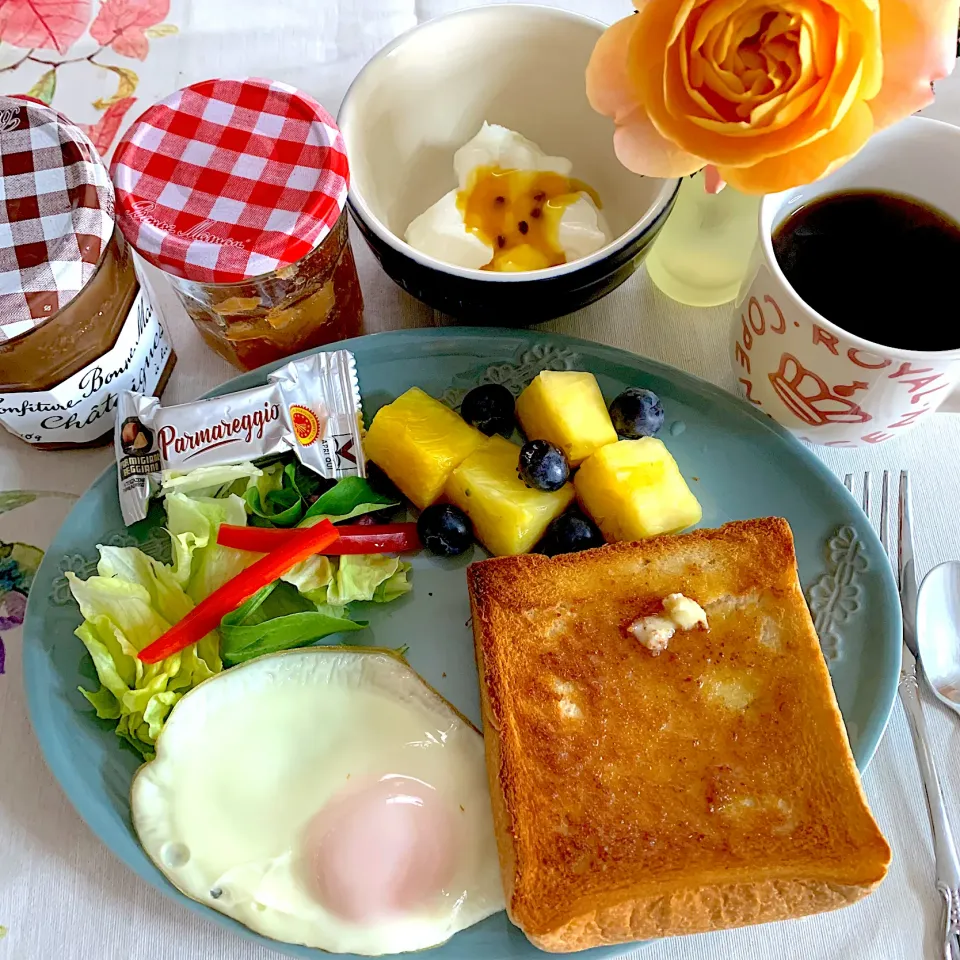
[586,0,959,193]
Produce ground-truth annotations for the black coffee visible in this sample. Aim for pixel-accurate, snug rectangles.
[772,190,960,352]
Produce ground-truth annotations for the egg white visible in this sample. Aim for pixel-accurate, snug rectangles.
[131,648,504,955]
[404,122,611,270]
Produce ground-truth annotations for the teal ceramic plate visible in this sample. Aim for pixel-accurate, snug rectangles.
[23,328,900,960]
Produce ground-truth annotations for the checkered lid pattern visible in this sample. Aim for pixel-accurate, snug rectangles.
[0,96,115,341]
[110,78,349,284]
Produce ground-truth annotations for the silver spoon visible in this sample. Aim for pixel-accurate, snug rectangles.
[918,561,960,717]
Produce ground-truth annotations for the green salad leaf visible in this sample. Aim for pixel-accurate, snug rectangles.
[68,546,222,759]
[244,463,301,526]
[162,463,262,498]
[326,554,412,606]
[287,461,326,503]
[372,563,413,603]
[280,553,335,603]
[219,581,364,667]
[68,461,413,756]
[244,467,397,529]
[299,475,397,526]
[166,491,252,603]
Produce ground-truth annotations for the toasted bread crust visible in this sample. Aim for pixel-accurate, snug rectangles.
[469,519,890,951]
[523,877,870,951]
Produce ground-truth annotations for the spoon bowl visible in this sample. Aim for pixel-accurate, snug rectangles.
[917,560,960,715]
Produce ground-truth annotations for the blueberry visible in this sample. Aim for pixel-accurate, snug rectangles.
[460,384,515,436]
[609,387,665,438]
[540,511,606,556]
[518,440,569,492]
[417,504,473,557]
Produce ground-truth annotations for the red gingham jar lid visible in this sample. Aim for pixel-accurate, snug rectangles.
[110,78,349,285]
[0,95,115,341]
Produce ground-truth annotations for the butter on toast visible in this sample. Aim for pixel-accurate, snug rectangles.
[468,518,890,951]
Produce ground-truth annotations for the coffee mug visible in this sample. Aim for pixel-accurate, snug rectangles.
[731,116,960,447]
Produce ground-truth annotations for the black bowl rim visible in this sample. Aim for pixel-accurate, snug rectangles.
[348,184,677,293]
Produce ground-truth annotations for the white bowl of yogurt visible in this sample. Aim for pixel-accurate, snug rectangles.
[338,4,681,324]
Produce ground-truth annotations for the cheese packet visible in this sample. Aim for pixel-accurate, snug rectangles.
[116,351,364,525]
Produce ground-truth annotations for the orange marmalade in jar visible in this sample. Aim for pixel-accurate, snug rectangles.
[110,78,363,371]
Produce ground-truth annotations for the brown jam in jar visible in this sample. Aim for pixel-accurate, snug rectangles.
[172,209,363,371]
[0,229,175,449]
[111,78,364,373]
[0,96,175,449]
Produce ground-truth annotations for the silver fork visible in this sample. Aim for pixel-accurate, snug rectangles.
[847,470,960,960]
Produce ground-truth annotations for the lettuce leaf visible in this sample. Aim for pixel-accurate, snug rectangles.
[161,463,262,498]
[67,547,221,760]
[245,469,399,529]
[244,463,305,527]
[280,553,335,603]
[373,562,412,603]
[219,581,364,667]
[299,476,397,526]
[165,492,251,603]
[69,465,410,757]
[326,554,412,606]
[279,553,411,608]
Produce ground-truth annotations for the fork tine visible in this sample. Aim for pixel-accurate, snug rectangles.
[844,473,853,493]
[880,470,890,561]
[861,471,871,518]
[899,471,914,593]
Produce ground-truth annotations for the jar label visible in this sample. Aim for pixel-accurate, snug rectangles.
[0,274,174,445]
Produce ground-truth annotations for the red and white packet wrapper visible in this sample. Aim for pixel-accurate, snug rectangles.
[115,351,364,525]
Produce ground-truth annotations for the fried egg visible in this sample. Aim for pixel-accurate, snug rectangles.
[131,648,504,955]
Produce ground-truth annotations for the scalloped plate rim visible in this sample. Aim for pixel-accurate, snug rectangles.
[21,326,901,960]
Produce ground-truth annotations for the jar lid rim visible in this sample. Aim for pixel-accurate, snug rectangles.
[110,78,349,284]
[0,96,116,340]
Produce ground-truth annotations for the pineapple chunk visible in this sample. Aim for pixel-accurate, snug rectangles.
[516,371,617,466]
[445,435,575,556]
[575,438,702,541]
[364,387,485,509]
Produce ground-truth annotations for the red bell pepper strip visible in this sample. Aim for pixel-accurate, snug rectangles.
[217,523,421,556]
[137,519,340,665]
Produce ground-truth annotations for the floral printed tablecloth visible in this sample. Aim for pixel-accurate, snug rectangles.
[0,0,180,156]
[2,3,960,959]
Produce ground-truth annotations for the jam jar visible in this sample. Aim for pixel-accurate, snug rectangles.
[110,78,364,372]
[0,96,176,449]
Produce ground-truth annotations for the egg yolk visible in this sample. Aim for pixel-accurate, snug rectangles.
[456,166,601,272]
[303,775,456,923]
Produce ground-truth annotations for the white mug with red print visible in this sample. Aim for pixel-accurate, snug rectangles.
[731,117,960,448]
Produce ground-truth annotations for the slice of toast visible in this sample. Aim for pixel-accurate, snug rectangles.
[468,518,890,952]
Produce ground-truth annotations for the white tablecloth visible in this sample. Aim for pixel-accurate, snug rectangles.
[2,3,960,958]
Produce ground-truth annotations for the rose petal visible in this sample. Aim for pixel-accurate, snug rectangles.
[822,0,884,99]
[597,0,892,187]
[805,24,866,129]
[719,98,874,192]
[681,19,728,121]
[807,8,839,76]
[658,7,867,164]
[868,0,959,129]
[588,12,704,177]
[703,164,727,191]
[614,105,706,176]
[586,15,646,123]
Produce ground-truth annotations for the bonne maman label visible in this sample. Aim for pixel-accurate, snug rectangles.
[0,272,173,445]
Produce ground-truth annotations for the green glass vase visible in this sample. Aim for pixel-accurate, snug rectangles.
[645,171,761,307]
